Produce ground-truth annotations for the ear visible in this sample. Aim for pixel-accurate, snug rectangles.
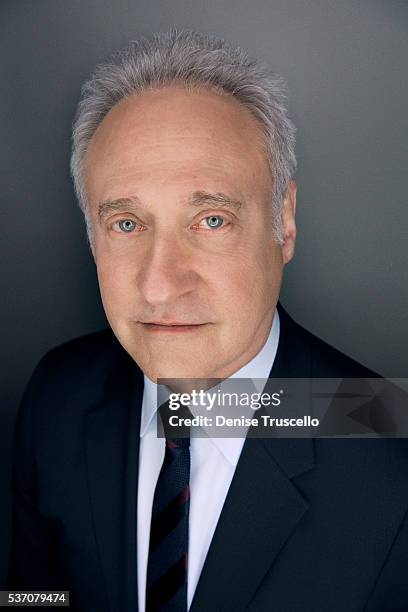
[281,179,297,265]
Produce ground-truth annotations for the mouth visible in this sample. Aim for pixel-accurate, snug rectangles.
[140,322,209,333]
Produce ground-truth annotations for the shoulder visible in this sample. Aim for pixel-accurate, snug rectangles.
[26,328,127,395]
[305,324,378,378]
[18,329,138,431]
[36,327,123,372]
[278,306,408,505]
[276,303,379,378]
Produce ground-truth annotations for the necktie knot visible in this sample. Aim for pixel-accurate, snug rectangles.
[158,399,192,442]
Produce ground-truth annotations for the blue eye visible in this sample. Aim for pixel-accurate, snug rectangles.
[205,215,224,229]
[118,219,137,233]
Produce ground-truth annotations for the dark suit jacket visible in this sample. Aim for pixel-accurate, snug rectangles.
[7,303,408,611]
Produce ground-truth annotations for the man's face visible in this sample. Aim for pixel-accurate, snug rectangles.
[85,86,296,381]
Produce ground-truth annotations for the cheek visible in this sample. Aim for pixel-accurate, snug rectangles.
[211,246,280,316]
[95,257,135,315]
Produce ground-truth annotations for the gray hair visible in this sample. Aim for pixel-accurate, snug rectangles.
[70,29,297,246]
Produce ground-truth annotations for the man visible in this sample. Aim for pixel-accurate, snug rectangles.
[8,30,408,611]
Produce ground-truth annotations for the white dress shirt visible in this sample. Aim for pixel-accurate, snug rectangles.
[137,309,280,611]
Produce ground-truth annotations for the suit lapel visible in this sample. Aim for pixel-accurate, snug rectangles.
[190,436,313,612]
[85,354,144,612]
[190,303,316,612]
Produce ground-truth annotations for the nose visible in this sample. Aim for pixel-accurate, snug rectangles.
[137,230,199,307]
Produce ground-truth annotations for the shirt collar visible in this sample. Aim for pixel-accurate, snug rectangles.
[140,308,280,463]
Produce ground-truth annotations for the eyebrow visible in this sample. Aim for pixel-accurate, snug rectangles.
[97,196,142,224]
[188,191,243,211]
[97,190,243,224]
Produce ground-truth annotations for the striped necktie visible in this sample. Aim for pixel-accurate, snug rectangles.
[145,402,191,611]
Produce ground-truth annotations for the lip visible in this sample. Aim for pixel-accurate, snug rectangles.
[141,322,208,333]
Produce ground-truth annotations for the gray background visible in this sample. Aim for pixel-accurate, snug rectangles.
[1,0,407,586]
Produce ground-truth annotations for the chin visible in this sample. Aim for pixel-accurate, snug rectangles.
[148,367,209,383]
[138,358,214,383]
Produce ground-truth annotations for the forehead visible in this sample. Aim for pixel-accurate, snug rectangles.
[85,85,271,207]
